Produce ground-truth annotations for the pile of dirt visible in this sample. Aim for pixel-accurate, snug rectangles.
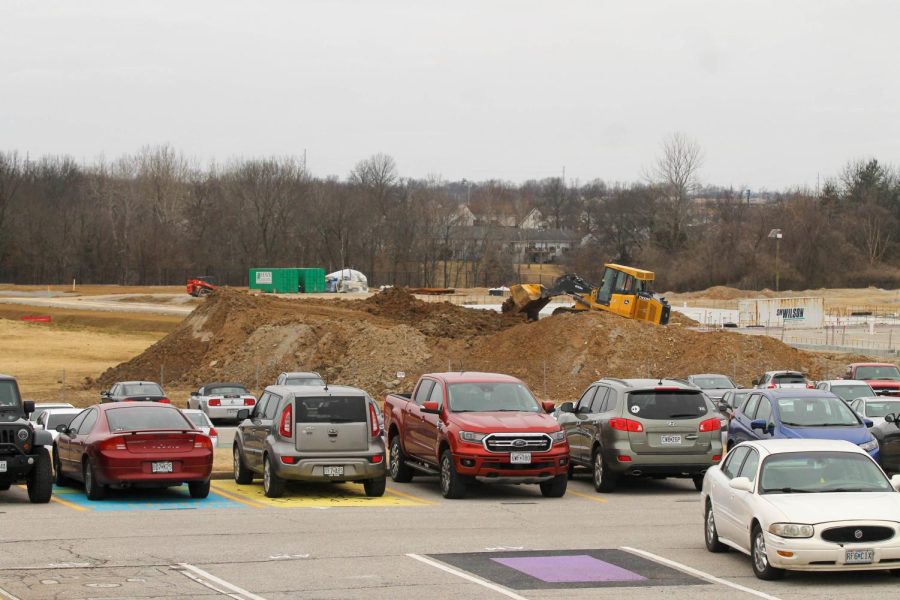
[95,288,876,401]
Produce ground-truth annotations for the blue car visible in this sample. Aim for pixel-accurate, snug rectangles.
[727,389,880,460]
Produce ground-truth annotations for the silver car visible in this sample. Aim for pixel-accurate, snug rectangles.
[685,373,737,402]
[233,385,386,498]
[848,396,900,428]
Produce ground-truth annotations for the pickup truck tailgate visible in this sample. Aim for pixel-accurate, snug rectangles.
[295,396,369,453]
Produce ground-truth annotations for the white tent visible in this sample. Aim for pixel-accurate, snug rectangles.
[326,269,369,293]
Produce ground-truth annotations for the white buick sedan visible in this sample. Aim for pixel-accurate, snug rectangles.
[701,439,900,580]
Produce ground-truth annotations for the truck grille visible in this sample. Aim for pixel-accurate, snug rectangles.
[483,433,552,453]
[821,526,895,543]
[0,429,15,445]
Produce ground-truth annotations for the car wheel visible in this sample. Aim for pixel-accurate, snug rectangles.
[388,436,414,483]
[233,445,253,484]
[53,446,73,486]
[0,482,10,491]
[83,458,107,501]
[592,448,617,493]
[889,569,900,577]
[704,502,728,553]
[263,454,285,498]
[751,524,785,580]
[567,463,575,480]
[540,474,568,498]
[26,447,52,504]
[363,477,386,497]
[440,450,467,499]
[188,479,211,499]
[692,475,704,491]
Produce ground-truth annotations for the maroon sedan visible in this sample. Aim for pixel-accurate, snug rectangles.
[53,403,213,500]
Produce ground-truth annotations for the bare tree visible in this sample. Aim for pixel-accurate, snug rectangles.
[647,132,703,251]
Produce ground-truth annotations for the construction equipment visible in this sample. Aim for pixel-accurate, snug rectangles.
[186,276,218,297]
[502,263,671,324]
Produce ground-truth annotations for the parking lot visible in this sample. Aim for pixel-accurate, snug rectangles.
[3,471,899,600]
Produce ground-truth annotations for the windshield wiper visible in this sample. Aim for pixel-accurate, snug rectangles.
[780,421,806,426]
[763,487,813,494]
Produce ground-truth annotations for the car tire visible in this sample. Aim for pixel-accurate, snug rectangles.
[567,463,574,480]
[889,569,900,577]
[83,458,107,501]
[440,450,467,499]
[26,447,53,504]
[233,445,253,484]
[389,436,414,483]
[0,482,10,491]
[188,479,211,499]
[751,524,785,580]
[263,454,285,498]
[692,475,704,491]
[53,446,74,487]
[540,474,568,498]
[592,448,617,493]
[704,502,728,553]
[363,477,386,497]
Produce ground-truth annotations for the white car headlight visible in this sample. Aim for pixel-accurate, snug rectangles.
[459,430,486,443]
[769,523,814,538]
[859,439,879,452]
[550,430,566,443]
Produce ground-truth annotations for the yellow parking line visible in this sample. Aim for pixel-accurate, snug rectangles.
[210,485,265,509]
[50,494,90,512]
[569,490,608,503]
[385,487,437,505]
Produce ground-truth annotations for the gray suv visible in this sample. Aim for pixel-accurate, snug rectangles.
[233,385,386,498]
[557,378,723,493]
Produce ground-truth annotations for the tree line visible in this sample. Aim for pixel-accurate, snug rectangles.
[1,138,897,292]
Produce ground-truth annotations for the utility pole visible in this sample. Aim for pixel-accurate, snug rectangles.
[768,229,783,292]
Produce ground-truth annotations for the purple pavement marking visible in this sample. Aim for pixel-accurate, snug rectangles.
[491,554,647,583]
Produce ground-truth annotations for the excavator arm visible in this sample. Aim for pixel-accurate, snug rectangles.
[501,274,596,321]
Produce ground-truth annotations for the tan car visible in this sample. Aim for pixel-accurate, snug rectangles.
[557,378,724,492]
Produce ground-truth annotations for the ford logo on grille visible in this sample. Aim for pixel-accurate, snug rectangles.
[854,529,864,540]
[512,439,527,448]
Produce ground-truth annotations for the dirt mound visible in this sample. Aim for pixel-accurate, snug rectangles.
[96,288,870,401]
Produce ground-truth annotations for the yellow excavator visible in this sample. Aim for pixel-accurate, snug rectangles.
[502,263,671,324]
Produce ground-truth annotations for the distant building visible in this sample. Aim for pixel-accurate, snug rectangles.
[444,225,576,264]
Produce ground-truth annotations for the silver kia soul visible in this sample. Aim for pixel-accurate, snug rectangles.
[233,385,386,498]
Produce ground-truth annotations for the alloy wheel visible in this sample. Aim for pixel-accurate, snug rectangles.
[264,459,271,493]
[706,508,716,544]
[390,440,400,478]
[594,453,603,488]
[441,456,451,495]
[753,530,769,572]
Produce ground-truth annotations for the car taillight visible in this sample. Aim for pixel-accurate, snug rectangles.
[370,455,384,463]
[609,418,644,432]
[101,436,126,451]
[699,418,721,433]
[768,383,776,389]
[159,397,170,404]
[279,403,293,437]
[617,455,632,462]
[194,435,213,450]
[209,427,218,438]
[281,456,298,465]
[712,454,722,462]
[369,403,381,438]
[243,398,255,406]
[806,384,815,389]
[208,399,221,407]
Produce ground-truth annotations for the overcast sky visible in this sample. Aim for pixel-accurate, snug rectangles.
[2,0,898,190]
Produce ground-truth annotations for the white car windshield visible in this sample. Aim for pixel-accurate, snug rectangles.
[777,396,860,427]
[830,385,874,402]
[448,382,539,413]
[760,452,892,494]
[864,400,900,418]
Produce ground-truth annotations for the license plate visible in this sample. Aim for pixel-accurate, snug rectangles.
[845,549,874,564]
[323,466,344,476]
[660,435,682,445]
[227,408,239,414]
[510,452,532,464]
[0,460,6,473]
[151,461,173,473]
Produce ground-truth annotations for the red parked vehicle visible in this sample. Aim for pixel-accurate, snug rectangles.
[53,403,214,500]
[845,363,900,397]
[384,372,569,499]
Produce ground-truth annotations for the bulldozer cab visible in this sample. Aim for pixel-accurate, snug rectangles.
[596,264,653,305]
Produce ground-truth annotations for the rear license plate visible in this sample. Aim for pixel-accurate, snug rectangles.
[323,466,344,477]
[845,549,874,564]
[660,435,682,445]
[226,408,239,414]
[151,461,173,473]
[510,452,532,464]
[0,460,6,473]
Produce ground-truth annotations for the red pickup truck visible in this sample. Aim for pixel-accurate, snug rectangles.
[384,372,569,499]
[845,363,900,396]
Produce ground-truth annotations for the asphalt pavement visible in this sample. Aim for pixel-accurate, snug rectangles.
[2,470,898,600]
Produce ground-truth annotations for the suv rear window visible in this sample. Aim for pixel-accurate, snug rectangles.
[773,373,806,384]
[627,390,708,420]
[295,397,367,423]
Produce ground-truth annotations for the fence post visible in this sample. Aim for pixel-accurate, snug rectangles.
[60,369,66,403]
[543,360,548,399]
[160,364,164,388]
[255,363,260,391]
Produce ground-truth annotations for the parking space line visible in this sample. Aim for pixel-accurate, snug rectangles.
[406,553,529,600]
[620,546,782,600]
[385,487,437,505]
[568,490,608,503]
[210,486,265,509]
[50,494,90,512]
[0,585,23,600]
[175,563,268,600]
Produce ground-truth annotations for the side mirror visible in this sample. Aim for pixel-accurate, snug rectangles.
[891,474,900,492]
[100,390,110,398]
[752,379,759,387]
[863,418,874,428]
[558,402,575,414]
[541,401,556,413]
[23,400,35,415]
[885,413,896,424]
[236,409,250,421]
[717,401,729,412]
[729,476,753,492]
[55,424,69,434]
[421,401,440,414]
[750,418,766,431]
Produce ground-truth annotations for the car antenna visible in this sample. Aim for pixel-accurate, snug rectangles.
[323,380,329,392]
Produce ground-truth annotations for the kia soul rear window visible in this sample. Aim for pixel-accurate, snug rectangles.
[295,396,367,423]
[627,391,708,420]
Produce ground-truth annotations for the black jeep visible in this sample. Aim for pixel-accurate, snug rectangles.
[0,374,53,503]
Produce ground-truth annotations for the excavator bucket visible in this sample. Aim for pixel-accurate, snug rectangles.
[501,284,551,321]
